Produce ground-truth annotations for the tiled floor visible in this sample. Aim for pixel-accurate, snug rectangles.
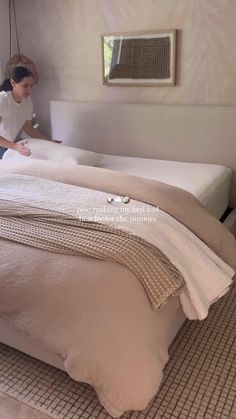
[0,391,51,418]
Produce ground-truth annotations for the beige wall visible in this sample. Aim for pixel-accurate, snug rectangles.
[2,0,236,133]
[0,0,10,82]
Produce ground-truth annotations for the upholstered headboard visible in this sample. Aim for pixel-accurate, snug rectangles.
[50,101,236,207]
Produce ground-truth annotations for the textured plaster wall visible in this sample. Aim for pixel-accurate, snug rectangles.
[0,0,10,82]
[1,0,236,134]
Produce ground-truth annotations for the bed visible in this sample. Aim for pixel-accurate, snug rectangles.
[0,102,236,417]
[98,154,232,220]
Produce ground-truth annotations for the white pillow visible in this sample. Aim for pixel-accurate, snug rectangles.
[3,139,103,166]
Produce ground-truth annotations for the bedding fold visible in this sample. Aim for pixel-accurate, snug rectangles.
[0,199,185,310]
[0,159,235,271]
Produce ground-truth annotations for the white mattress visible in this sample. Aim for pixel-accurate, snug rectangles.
[99,155,232,219]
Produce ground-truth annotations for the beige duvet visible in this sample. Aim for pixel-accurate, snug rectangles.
[0,160,235,417]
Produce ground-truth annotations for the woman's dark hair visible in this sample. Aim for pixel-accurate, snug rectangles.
[0,66,33,92]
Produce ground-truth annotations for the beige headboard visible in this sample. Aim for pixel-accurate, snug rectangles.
[50,101,236,207]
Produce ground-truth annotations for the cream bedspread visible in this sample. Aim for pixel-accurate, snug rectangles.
[0,160,235,417]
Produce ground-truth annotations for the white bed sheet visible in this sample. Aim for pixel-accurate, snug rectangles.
[99,155,232,219]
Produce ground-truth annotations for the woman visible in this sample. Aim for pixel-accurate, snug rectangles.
[0,65,59,159]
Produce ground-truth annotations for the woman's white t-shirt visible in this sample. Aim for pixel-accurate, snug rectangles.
[0,91,33,142]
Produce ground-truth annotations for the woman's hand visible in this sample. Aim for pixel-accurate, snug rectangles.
[15,141,31,156]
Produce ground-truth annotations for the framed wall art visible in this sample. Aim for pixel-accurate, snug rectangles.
[102,29,177,86]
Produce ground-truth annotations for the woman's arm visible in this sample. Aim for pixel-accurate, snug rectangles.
[23,120,62,142]
[0,135,31,156]
[0,117,31,155]
[0,118,14,148]
[23,120,48,140]
[0,135,18,150]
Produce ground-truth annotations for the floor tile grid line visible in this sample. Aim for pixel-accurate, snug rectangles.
[38,373,73,414]
[169,302,235,416]
[179,298,236,417]
[0,348,69,418]
[122,287,235,419]
[83,397,106,419]
[150,320,212,415]
[149,288,235,416]
[223,349,236,418]
[167,289,233,376]
[55,386,97,418]
[124,315,220,418]
[168,310,234,417]
[203,334,236,418]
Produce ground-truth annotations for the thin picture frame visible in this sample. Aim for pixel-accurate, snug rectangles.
[102,29,177,86]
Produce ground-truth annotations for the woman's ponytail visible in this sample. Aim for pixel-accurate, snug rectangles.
[0,78,12,92]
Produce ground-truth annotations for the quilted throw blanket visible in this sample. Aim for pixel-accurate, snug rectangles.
[0,199,184,310]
